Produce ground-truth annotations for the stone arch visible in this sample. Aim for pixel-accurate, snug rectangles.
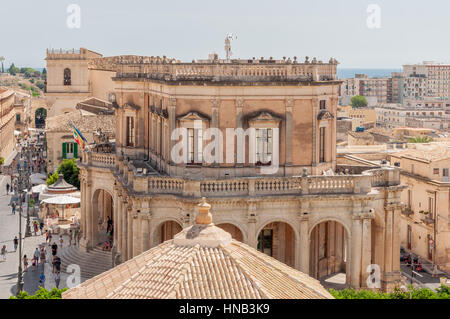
[256,219,297,267]
[309,219,350,289]
[35,107,47,129]
[216,222,245,242]
[152,219,183,246]
[92,188,114,247]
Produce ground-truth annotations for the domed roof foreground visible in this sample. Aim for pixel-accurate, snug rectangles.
[63,199,333,299]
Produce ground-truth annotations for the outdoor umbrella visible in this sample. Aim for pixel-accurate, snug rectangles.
[42,196,80,220]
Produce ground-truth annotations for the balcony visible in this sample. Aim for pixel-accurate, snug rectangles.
[421,215,435,225]
[401,207,414,217]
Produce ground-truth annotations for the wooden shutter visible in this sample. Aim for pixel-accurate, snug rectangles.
[74,143,78,158]
[62,143,67,159]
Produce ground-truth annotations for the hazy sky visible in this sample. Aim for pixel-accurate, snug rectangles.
[1,0,449,68]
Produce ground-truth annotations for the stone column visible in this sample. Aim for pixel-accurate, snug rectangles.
[246,202,258,249]
[211,98,220,167]
[168,98,176,164]
[311,97,319,168]
[132,213,140,257]
[299,216,310,274]
[85,181,93,249]
[127,206,133,260]
[121,199,128,261]
[141,214,151,253]
[113,188,119,245]
[285,98,293,169]
[351,216,362,288]
[116,194,123,254]
[361,217,372,287]
[235,98,244,167]
[384,209,393,274]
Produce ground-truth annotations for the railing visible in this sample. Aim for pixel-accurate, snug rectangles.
[84,152,116,168]
[148,177,184,194]
[201,179,249,196]
[307,176,356,194]
[94,155,399,197]
[114,62,338,82]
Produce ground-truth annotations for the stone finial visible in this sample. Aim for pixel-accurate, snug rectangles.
[196,197,212,225]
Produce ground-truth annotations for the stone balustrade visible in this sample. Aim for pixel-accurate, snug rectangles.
[83,152,116,168]
[87,152,399,197]
[115,62,338,82]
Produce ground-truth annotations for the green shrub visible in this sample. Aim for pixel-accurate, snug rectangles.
[10,287,68,299]
[330,285,450,299]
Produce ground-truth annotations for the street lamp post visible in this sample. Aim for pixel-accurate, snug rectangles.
[24,143,31,238]
[16,166,24,296]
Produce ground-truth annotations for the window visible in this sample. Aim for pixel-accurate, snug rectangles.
[257,229,273,256]
[62,142,77,159]
[319,127,326,163]
[443,168,449,177]
[126,116,135,147]
[256,128,273,165]
[407,225,412,250]
[434,168,440,175]
[407,189,412,208]
[63,68,71,86]
[319,100,326,110]
[187,127,202,164]
[16,114,21,123]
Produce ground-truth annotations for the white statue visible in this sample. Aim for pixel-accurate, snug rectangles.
[225,34,236,61]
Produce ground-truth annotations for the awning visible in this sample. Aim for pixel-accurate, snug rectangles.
[14,130,21,136]
[42,196,80,205]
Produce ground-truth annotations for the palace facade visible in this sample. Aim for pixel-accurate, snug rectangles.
[76,52,405,291]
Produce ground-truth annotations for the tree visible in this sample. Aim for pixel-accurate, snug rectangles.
[350,95,368,108]
[47,159,80,189]
[8,63,19,76]
[46,171,59,186]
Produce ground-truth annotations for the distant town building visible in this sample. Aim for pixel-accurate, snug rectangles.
[390,143,450,273]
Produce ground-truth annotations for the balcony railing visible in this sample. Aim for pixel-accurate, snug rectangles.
[85,152,400,197]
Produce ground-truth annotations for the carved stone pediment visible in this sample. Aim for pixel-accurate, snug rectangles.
[122,103,140,111]
[317,110,334,121]
[247,111,282,127]
[177,111,211,122]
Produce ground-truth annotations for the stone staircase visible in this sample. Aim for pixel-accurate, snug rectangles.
[59,245,113,280]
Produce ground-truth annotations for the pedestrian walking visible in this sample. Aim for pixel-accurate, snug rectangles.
[1,245,7,261]
[11,202,16,215]
[39,222,44,235]
[13,236,18,251]
[23,255,28,272]
[39,247,46,266]
[48,231,53,246]
[34,247,40,263]
[31,256,36,271]
[6,183,10,194]
[45,230,49,243]
[54,271,61,289]
[38,272,45,288]
[51,242,58,257]
[68,230,72,247]
[54,256,61,273]
[59,235,63,248]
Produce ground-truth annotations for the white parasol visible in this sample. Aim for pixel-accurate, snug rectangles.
[42,196,80,220]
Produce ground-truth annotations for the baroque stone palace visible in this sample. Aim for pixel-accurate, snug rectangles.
[71,51,404,291]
